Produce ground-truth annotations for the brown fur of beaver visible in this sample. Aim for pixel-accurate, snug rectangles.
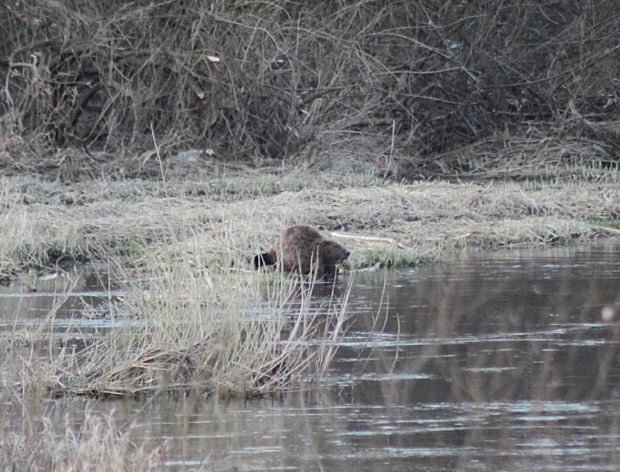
[254,225,350,279]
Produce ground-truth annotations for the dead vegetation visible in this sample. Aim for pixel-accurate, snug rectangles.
[54,265,350,396]
[4,169,617,400]
[2,3,619,462]
[0,404,164,471]
[1,1,619,179]
[0,0,619,416]
[0,199,352,397]
[0,173,618,280]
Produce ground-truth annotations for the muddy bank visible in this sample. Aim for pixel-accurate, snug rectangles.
[1,171,619,278]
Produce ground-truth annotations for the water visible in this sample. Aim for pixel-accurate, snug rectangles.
[0,265,123,345]
[3,242,620,470]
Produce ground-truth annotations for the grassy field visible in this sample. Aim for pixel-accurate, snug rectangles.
[2,168,619,280]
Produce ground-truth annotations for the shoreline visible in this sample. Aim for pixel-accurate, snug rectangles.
[2,171,618,279]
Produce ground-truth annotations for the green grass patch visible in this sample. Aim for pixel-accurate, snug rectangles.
[364,244,420,268]
[109,240,162,261]
[587,219,620,229]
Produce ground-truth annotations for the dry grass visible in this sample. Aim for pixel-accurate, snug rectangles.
[57,265,350,396]
[0,403,164,471]
[0,184,85,278]
[0,216,351,397]
[1,173,619,279]
[0,169,614,399]
[422,132,620,180]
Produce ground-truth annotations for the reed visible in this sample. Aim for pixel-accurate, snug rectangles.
[0,403,164,471]
[57,249,350,396]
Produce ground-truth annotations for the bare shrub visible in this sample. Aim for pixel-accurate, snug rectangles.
[1,1,619,176]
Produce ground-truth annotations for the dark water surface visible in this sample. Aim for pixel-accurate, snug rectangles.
[0,265,123,344]
[5,242,620,470]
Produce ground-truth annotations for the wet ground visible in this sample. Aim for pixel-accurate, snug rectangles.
[2,241,620,471]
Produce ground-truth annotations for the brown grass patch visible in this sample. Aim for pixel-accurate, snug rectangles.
[0,404,163,471]
[1,174,619,278]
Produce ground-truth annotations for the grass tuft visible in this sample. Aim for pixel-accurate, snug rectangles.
[587,219,620,230]
[364,244,420,268]
[56,251,350,397]
[0,405,164,471]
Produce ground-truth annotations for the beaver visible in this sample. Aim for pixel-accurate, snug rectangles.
[254,225,350,279]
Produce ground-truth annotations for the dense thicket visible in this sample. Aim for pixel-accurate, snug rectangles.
[1,0,619,176]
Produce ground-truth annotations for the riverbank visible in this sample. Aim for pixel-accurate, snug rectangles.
[1,168,619,280]
[1,166,618,394]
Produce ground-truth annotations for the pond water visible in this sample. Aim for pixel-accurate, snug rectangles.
[3,241,620,471]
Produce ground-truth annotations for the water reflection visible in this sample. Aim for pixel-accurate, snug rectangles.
[3,242,620,470]
[338,243,620,408]
[0,265,120,326]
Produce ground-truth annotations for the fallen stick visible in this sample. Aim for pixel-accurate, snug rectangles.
[329,232,408,249]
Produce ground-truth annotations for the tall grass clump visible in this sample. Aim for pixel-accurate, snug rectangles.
[0,184,85,279]
[0,404,163,471]
[56,253,350,396]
